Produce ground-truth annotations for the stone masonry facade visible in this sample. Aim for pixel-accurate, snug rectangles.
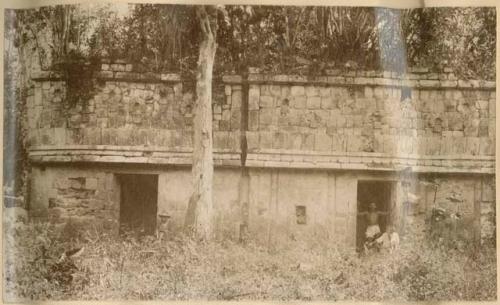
[26,62,495,246]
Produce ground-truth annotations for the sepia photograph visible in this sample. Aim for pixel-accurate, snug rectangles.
[2,2,497,302]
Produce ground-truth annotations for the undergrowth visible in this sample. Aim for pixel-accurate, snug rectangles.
[3,221,496,302]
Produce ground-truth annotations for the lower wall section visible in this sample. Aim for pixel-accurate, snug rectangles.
[157,168,242,239]
[28,163,495,247]
[29,166,121,232]
[247,169,358,249]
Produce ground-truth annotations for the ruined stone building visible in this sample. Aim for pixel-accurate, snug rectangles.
[27,62,495,248]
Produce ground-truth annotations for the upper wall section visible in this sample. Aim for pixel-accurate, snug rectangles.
[28,63,242,166]
[226,69,495,173]
[29,63,495,173]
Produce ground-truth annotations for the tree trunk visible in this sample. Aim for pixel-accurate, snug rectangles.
[184,6,217,240]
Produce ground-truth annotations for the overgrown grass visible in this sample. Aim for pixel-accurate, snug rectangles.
[3,220,497,302]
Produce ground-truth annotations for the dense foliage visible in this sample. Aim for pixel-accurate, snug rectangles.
[4,220,496,301]
[6,5,496,77]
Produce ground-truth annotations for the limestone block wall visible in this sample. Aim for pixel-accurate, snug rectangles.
[223,69,495,173]
[243,71,495,155]
[26,64,495,246]
[157,168,242,240]
[247,169,358,248]
[244,170,495,248]
[28,164,495,246]
[29,65,495,174]
[29,166,120,231]
[28,63,241,165]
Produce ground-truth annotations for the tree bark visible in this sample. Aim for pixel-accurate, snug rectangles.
[184,6,217,240]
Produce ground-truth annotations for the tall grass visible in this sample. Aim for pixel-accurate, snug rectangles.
[3,220,496,301]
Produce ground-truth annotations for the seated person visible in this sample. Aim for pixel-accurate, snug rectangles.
[358,202,390,250]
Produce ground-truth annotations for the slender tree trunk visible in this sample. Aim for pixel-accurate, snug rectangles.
[184,6,217,240]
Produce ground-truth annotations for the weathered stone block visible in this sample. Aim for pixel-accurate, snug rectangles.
[314,133,332,151]
[478,119,489,137]
[231,90,242,109]
[479,137,495,156]
[451,90,463,100]
[464,119,480,136]
[270,85,281,96]
[246,132,259,151]
[383,135,396,154]
[488,118,495,137]
[336,115,347,128]
[260,85,271,96]
[259,132,273,149]
[475,99,489,111]
[289,132,302,149]
[364,86,374,98]
[319,97,334,111]
[450,136,465,154]
[228,132,240,150]
[212,131,227,149]
[259,109,273,126]
[291,86,305,96]
[305,86,319,97]
[307,97,321,109]
[281,86,291,97]
[219,120,231,131]
[291,96,307,109]
[69,177,85,190]
[488,98,496,117]
[419,80,440,87]
[222,109,231,121]
[230,110,241,130]
[53,128,66,145]
[465,137,480,156]
[329,87,344,98]
[249,86,260,110]
[260,96,274,108]
[346,136,362,152]
[272,132,285,149]
[448,113,464,131]
[443,99,457,112]
[85,178,98,190]
[318,87,329,97]
[373,87,385,98]
[301,133,314,150]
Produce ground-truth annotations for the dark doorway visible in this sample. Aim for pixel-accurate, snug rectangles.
[356,180,393,250]
[118,174,158,235]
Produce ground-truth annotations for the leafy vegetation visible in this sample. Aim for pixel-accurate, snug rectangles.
[4,221,496,301]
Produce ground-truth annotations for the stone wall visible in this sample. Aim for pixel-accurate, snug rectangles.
[29,64,494,173]
[157,168,242,239]
[29,166,120,231]
[26,63,495,247]
[28,164,495,246]
[28,63,241,156]
[226,69,495,173]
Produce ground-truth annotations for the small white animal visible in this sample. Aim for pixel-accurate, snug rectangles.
[390,231,400,252]
[156,213,170,240]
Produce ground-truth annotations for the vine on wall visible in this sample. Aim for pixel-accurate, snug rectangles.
[54,56,101,106]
